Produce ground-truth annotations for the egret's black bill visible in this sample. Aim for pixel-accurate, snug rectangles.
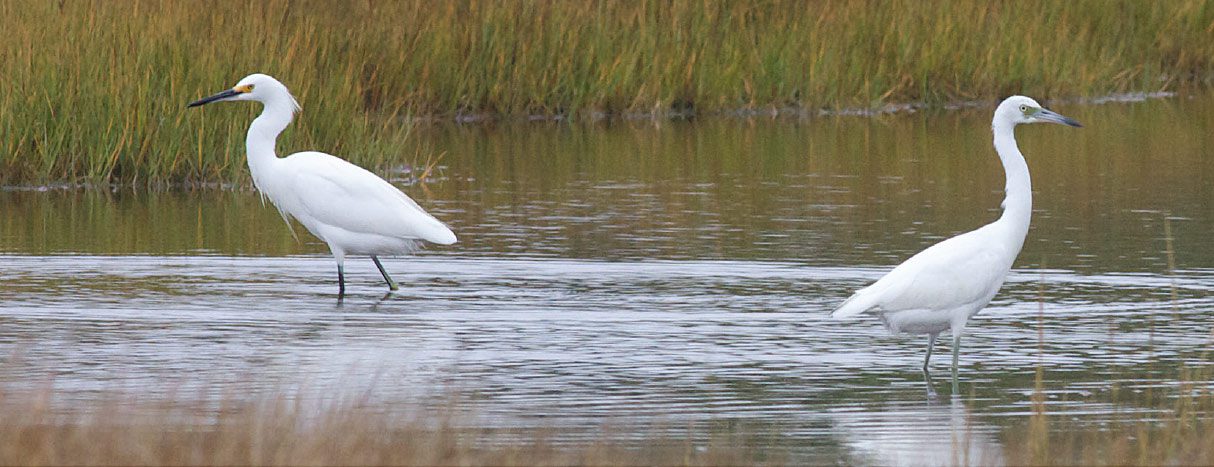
[188,89,240,108]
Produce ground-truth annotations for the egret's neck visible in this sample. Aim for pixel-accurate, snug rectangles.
[245,99,295,188]
[992,120,1031,240]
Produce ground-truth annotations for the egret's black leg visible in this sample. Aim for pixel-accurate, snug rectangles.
[337,264,346,297]
[371,255,399,291]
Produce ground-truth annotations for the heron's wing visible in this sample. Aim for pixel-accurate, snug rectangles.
[278,151,456,244]
[833,226,1013,317]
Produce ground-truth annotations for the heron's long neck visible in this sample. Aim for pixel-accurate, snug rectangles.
[992,120,1031,242]
[245,100,294,191]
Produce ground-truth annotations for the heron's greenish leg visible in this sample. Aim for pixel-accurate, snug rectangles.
[923,333,939,374]
[372,255,399,291]
[951,335,961,394]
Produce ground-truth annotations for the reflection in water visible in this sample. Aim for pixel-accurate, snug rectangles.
[1,94,1213,457]
[4,94,1214,273]
[830,396,1004,466]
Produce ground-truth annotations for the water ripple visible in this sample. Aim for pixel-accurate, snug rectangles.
[1,254,1210,450]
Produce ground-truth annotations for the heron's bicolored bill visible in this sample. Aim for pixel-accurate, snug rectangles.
[187,88,243,107]
[1034,108,1082,127]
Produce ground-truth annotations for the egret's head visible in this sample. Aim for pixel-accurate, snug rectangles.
[995,95,1081,128]
[188,73,300,112]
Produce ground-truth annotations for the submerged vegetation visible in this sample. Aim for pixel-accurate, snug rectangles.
[1,0,1213,184]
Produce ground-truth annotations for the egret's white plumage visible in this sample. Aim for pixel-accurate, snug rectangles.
[189,73,456,295]
[831,95,1080,388]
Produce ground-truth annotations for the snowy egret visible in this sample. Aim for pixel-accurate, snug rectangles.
[831,95,1080,390]
[188,74,457,296]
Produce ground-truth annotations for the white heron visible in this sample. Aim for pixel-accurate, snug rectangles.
[831,95,1080,390]
[188,73,457,296]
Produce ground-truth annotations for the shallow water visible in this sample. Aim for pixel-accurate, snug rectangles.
[2,94,1213,462]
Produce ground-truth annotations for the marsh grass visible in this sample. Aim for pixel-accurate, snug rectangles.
[1,0,1213,184]
[1,372,1210,466]
[1005,365,1214,466]
[0,384,774,466]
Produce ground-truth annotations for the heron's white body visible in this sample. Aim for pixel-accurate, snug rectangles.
[831,95,1078,384]
[193,73,455,293]
[834,220,1023,336]
[831,118,1030,336]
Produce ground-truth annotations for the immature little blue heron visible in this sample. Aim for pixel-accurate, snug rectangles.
[189,74,457,296]
[831,95,1080,391]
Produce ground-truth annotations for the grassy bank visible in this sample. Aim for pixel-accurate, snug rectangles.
[1,0,1213,184]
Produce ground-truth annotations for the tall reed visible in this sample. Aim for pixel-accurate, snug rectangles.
[1,0,1213,185]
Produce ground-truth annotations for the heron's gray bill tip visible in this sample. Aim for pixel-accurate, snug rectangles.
[1042,108,1082,128]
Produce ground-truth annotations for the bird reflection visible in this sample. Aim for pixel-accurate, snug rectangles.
[828,395,1004,466]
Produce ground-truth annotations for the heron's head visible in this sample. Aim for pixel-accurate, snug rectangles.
[188,73,300,112]
[995,95,1081,128]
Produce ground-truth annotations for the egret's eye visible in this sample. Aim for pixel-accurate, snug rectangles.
[1019,104,1027,112]
[235,84,254,93]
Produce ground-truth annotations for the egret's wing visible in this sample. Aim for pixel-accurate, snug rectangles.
[833,227,1012,317]
[278,152,456,244]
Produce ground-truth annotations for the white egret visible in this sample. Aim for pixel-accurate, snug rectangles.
[189,73,457,296]
[831,95,1080,390]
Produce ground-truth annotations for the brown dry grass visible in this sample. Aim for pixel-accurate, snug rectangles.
[0,385,771,466]
[5,378,1212,466]
[1005,374,1214,466]
[2,368,1213,466]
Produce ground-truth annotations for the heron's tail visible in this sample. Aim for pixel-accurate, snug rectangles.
[422,223,458,245]
[830,288,879,319]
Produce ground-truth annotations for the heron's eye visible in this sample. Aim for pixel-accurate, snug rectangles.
[1019,105,1027,112]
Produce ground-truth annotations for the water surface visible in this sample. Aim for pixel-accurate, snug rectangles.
[2,94,1213,462]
